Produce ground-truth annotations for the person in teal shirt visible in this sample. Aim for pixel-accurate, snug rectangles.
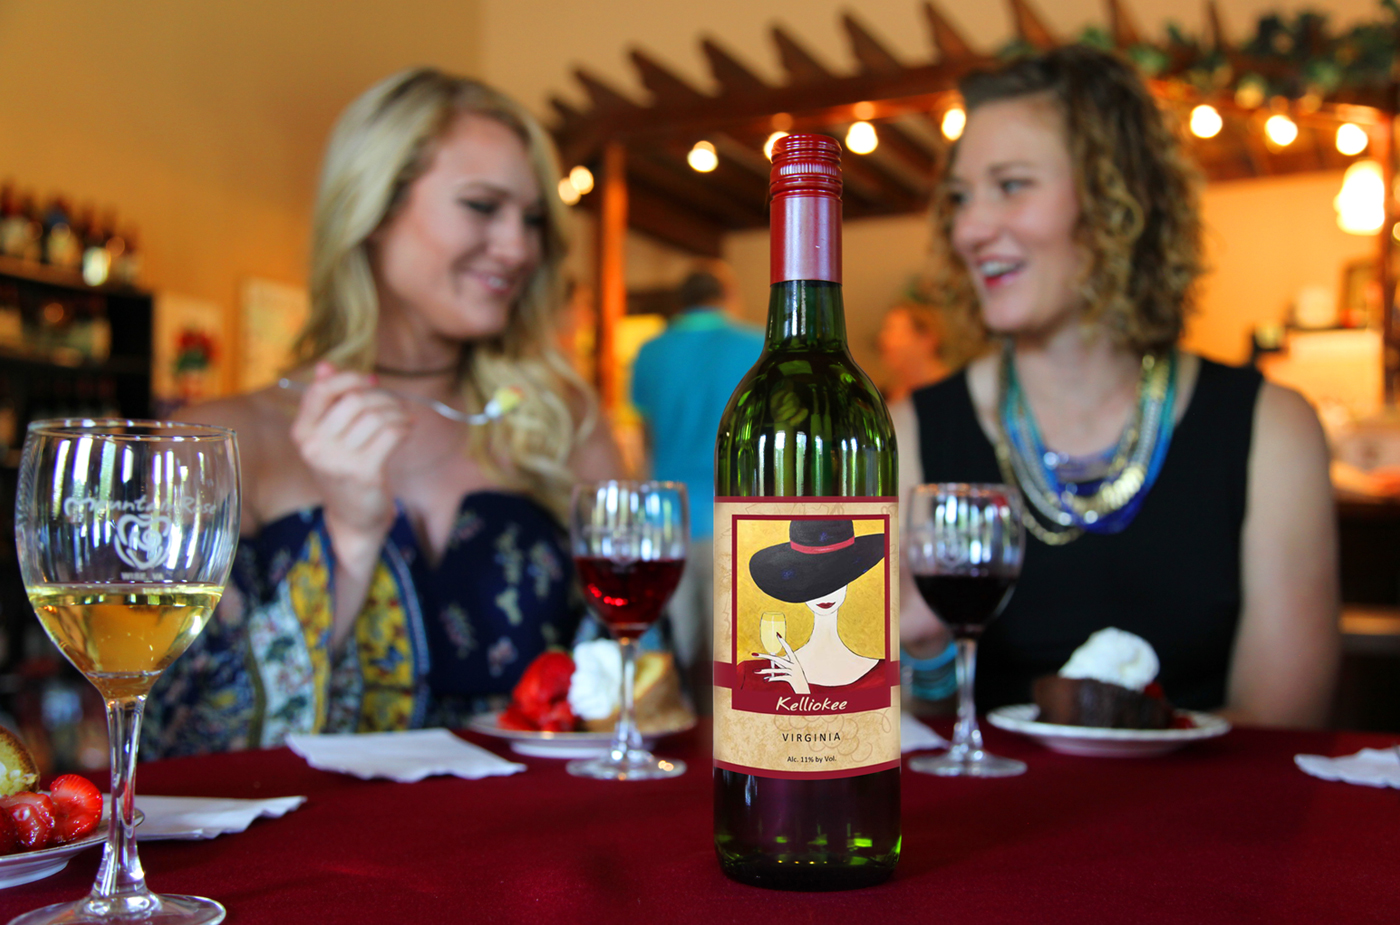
[631,267,764,693]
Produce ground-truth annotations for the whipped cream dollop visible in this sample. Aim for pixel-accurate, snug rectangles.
[567,639,622,720]
[1058,628,1159,691]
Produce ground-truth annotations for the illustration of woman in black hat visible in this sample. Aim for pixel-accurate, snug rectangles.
[740,518,886,694]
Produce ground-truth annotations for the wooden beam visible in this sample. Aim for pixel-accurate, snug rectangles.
[701,36,769,96]
[549,96,586,131]
[923,2,976,61]
[1008,0,1058,50]
[842,13,902,74]
[594,142,627,409]
[628,150,767,227]
[1106,0,1143,48]
[626,184,726,256]
[1205,1,1228,52]
[773,26,836,83]
[554,60,982,166]
[574,67,642,114]
[630,48,709,105]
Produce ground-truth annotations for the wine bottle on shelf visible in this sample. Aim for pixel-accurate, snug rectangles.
[712,134,901,891]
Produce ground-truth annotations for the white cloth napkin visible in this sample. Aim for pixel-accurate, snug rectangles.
[286,728,525,782]
[901,713,950,753]
[1295,747,1400,788]
[135,795,307,841]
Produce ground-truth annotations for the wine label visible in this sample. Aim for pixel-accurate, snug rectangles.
[713,497,900,779]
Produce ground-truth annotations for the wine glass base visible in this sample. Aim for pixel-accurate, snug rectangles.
[909,751,1026,778]
[8,893,225,925]
[566,750,686,781]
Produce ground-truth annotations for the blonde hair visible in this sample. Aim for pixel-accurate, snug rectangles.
[294,67,590,518]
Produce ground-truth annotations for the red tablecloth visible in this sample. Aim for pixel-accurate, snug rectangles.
[0,721,1395,924]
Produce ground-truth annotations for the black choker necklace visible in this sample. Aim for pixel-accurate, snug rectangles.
[373,361,458,378]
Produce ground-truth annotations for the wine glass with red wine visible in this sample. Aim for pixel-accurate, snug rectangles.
[905,483,1026,777]
[568,480,688,780]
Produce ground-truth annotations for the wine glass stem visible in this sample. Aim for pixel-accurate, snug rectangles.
[950,637,985,760]
[610,637,641,762]
[91,695,154,910]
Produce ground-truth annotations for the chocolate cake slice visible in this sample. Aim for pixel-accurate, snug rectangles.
[1032,675,1173,729]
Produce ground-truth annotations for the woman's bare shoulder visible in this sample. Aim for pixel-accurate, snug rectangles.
[1252,379,1327,450]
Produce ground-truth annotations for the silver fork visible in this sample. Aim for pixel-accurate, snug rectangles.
[276,378,522,425]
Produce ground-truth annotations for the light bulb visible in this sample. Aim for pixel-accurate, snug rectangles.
[846,121,878,155]
[568,165,595,195]
[1334,159,1385,235]
[687,140,718,173]
[1190,105,1223,139]
[764,131,789,161]
[1265,114,1298,147]
[1336,123,1369,156]
[557,178,580,205]
[941,107,966,141]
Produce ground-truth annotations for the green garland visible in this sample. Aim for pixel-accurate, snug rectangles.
[999,0,1400,104]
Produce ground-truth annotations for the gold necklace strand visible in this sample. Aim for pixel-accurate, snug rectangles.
[994,349,1173,544]
[1060,353,1171,520]
[1009,350,1168,523]
[992,436,1084,545]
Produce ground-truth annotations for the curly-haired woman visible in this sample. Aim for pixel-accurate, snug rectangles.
[895,45,1338,727]
[145,69,623,756]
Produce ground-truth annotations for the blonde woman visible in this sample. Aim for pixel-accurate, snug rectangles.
[145,69,622,756]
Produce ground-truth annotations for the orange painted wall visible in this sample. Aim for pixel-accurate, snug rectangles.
[0,0,483,391]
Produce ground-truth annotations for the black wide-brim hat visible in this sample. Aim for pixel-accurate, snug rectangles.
[749,519,886,604]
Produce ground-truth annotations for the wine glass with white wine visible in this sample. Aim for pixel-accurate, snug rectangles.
[13,420,240,925]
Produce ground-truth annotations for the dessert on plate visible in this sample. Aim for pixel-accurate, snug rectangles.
[1031,628,1177,729]
[0,726,103,852]
[499,640,693,735]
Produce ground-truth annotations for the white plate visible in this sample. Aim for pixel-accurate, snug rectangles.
[986,704,1231,758]
[0,806,130,890]
[466,713,696,759]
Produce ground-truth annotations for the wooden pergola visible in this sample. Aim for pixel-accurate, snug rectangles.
[548,0,1400,407]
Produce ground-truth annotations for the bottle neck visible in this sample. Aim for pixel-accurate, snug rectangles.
[768,189,844,350]
[764,280,847,350]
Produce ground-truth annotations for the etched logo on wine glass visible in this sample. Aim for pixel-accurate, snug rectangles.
[113,512,174,571]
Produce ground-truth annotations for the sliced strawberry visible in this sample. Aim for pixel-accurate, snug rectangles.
[1144,682,1166,700]
[49,775,102,844]
[510,652,576,727]
[1170,713,1196,730]
[0,792,55,850]
[497,704,538,731]
[0,809,19,855]
[536,699,577,733]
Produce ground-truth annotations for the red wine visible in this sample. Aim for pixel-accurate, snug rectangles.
[912,573,1015,638]
[574,557,684,639]
[713,135,899,891]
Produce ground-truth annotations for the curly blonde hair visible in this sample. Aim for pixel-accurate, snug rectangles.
[931,45,1205,354]
[293,67,591,518]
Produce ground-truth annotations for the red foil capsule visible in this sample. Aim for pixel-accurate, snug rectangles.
[769,134,842,285]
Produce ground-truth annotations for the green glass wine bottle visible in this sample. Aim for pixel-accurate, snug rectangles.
[712,134,900,890]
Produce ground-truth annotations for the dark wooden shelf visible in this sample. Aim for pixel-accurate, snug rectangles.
[0,254,149,297]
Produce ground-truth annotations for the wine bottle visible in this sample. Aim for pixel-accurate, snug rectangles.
[713,134,900,890]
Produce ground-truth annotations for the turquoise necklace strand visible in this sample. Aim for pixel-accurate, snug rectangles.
[994,341,1178,545]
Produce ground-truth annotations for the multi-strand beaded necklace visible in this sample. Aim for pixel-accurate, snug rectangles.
[993,341,1178,545]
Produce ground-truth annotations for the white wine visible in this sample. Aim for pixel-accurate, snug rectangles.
[28,583,222,700]
[713,135,900,890]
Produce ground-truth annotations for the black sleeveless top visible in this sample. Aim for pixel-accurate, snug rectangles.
[911,359,1263,711]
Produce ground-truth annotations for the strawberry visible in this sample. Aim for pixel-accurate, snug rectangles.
[49,775,102,844]
[497,704,538,731]
[0,809,19,855]
[535,699,577,733]
[0,792,55,850]
[509,652,577,729]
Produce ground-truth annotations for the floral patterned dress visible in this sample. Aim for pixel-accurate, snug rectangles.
[142,491,580,758]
